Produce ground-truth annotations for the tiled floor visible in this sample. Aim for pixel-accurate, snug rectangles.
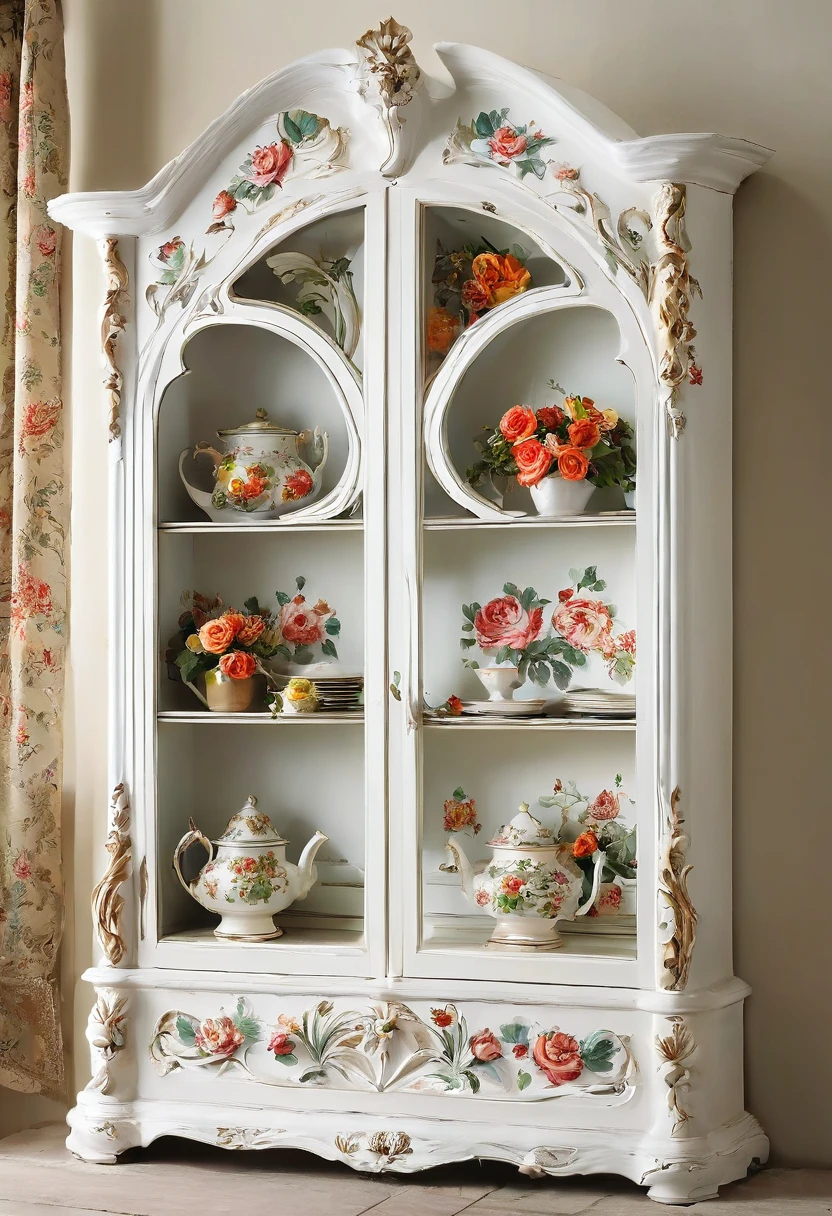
[0,1124,829,1215]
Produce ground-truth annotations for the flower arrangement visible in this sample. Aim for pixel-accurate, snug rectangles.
[554,568,636,685]
[169,592,284,688]
[273,575,340,665]
[467,380,635,495]
[539,774,637,904]
[427,236,532,358]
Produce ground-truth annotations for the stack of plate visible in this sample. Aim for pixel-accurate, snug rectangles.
[307,674,364,713]
[557,688,636,718]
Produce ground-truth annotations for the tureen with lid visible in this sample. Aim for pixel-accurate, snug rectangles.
[445,803,604,950]
[173,794,328,940]
[178,408,328,521]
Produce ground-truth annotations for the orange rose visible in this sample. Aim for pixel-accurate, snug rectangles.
[567,418,601,449]
[573,830,599,858]
[218,650,257,680]
[556,447,589,482]
[198,617,236,654]
[471,252,531,307]
[236,616,265,645]
[500,405,537,444]
[222,612,246,636]
[426,306,460,354]
[513,438,553,487]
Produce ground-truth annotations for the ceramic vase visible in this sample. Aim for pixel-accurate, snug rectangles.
[529,475,594,517]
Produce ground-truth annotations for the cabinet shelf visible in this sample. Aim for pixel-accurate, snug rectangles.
[423,512,635,530]
[158,519,363,534]
[422,713,635,730]
[157,711,364,725]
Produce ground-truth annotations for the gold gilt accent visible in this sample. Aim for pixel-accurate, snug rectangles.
[91,783,132,966]
[656,1017,696,1135]
[335,1131,413,1162]
[649,184,702,438]
[138,855,148,941]
[659,786,698,990]
[100,237,129,442]
[86,991,128,1094]
[356,18,420,109]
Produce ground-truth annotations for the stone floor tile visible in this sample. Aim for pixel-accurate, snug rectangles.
[0,1205,134,1216]
[460,1176,626,1214]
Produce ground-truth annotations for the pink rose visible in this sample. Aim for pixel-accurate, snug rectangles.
[35,226,57,258]
[12,855,31,880]
[470,1030,502,1062]
[475,888,491,907]
[532,1032,584,1086]
[488,126,528,162]
[587,789,620,821]
[268,1030,295,1056]
[512,1043,529,1059]
[245,141,293,188]
[194,1016,244,1057]
[279,595,333,647]
[552,597,613,653]
[159,237,184,263]
[212,189,237,220]
[595,883,623,915]
[474,595,543,651]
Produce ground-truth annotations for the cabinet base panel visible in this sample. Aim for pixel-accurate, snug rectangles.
[66,1096,768,1206]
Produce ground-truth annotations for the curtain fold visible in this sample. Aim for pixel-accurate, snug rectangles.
[0,0,68,1098]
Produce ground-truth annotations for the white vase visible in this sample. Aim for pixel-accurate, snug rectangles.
[529,475,594,517]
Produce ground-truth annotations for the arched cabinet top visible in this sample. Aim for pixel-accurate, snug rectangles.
[49,19,773,241]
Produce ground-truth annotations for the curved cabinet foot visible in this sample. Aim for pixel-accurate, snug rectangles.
[66,1106,139,1165]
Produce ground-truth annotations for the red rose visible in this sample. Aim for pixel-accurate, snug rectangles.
[212,190,237,220]
[36,227,57,258]
[499,405,537,444]
[536,406,564,431]
[587,789,620,821]
[470,1030,502,1062]
[431,1007,454,1028]
[568,418,601,450]
[245,141,293,188]
[533,1032,584,1086]
[159,237,184,262]
[445,694,463,716]
[512,1043,529,1059]
[557,589,573,603]
[268,1030,295,1056]
[218,650,257,680]
[474,595,543,651]
[461,277,490,315]
[488,126,528,162]
[281,468,314,502]
[513,438,553,487]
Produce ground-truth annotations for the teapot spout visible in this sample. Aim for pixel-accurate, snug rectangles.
[297,830,328,899]
[445,837,475,903]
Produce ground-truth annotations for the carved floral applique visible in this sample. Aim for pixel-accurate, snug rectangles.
[446,108,556,179]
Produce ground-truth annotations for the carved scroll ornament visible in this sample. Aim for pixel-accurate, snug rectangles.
[356,17,421,176]
[91,783,132,966]
[100,237,129,442]
[658,786,698,990]
[655,1017,696,1135]
[649,184,702,437]
[86,990,128,1094]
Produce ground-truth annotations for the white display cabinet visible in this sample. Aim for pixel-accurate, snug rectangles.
[50,20,773,1203]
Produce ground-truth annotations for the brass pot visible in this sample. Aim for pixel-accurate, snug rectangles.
[203,669,261,713]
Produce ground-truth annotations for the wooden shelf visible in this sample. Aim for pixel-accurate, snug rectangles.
[423,713,635,730]
[158,519,363,534]
[157,710,364,724]
[424,512,635,530]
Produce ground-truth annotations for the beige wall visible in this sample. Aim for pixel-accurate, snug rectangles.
[44,0,831,1166]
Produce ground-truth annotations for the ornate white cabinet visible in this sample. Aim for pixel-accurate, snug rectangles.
[50,21,772,1204]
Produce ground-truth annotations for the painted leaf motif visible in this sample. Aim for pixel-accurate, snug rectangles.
[273,1052,298,1066]
[517,1069,532,1091]
[176,1015,197,1045]
[499,1021,530,1046]
[580,1030,618,1073]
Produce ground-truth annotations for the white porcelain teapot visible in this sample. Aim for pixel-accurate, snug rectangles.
[173,795,328,941]
[445,803,604,951]
[179,408,328,521]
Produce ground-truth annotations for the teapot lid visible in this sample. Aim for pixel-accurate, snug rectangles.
[489,803,555,848]
[218,408,298,438]
[213,795,288,845]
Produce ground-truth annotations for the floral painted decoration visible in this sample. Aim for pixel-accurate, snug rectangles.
[461,583,585,690]
[443,787,481,838]
[448,108,556,180]
[553,568,636,684]
[467,381,636,495]
[539,775,637,906]
[265,251,360,360]
[274,575,340,664]
[167,591,284,688]
[427,237,531,359]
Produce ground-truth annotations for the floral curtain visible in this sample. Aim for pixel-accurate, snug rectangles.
[0,0,67,1098]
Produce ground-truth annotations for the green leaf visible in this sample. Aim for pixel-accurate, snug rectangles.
[460,637,476,649]
[461,622,473,632]
[461,603,475,623]
[176,1016,197,1045]
[273,1052,298,1066]
[321,638,338,659]
[464,1068,481,1093]
[495,645,512,664]
[243,596,261,615]
[453,787,466,800]
[499,1021,529,1045]
[276,590,290,606]
[295,575,306,591]
[519,586,538,611]
[549,659,573,690]
[282,114,304,143]
[474,110,497,138]
[290,109,320,139]
[325,618,341,636]
[517,1069,532,1091]
[503,582,520,597]
[292,646,314,665]
[234,1015,261,1042]
[474,1060,502,1084]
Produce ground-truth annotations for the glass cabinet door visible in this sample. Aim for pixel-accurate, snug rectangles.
[388,185,655,988]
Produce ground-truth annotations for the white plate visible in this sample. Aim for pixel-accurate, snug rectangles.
[461,699,548,717]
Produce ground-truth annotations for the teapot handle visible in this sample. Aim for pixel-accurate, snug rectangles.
[574,849,606,918]
[173,818,214,895]
[298,426,329,475]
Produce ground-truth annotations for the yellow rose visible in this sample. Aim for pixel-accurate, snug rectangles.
[602,408,619,428]
[185,634,204,653]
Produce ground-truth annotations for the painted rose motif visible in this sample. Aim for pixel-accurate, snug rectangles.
[475,889,491,907]
[194,1016,245,1058]
[281,468,314,501]
[473,595,543,651]
[245,141,293,189]
[443,789,481,835]
[212,189,237,220]
[11,563,53,638]
[488,126,528,162]
[470,1030,502,1061]
[587,789,621,821]
[533,1032,584,1086]
[279,595,333,647]
[431,1007,455,1028]
[268,1030,296,1057]
[12,855,32,880]
[552,596,614,653]
[18,398,60,454]
[464,108,556,179]
[34,226,57,258]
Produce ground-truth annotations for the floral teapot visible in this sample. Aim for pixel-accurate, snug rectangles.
[178,408,328,521]
[173,795,328,941]
[445,803,604,951]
